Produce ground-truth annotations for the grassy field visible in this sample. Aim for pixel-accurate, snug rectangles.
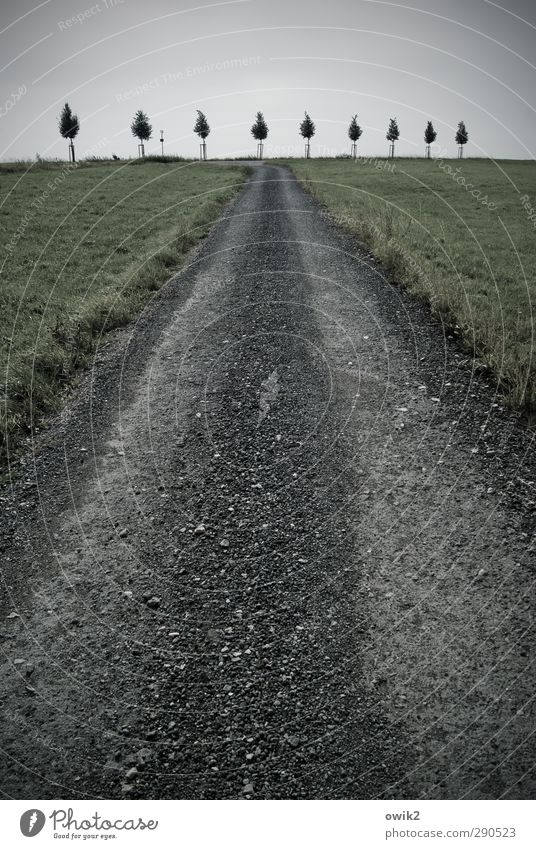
[286,158,536,409]
[0,159,246,463]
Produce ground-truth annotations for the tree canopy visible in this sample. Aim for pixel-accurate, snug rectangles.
[131,110,152,142]
[455,120,469,146]
[251,111,268,141]
[194,110,210,139]
[386,118,400,142]
[424,121,437,145]
[348,115,363,143]
[299,112,316,141]
[58,103,79,140]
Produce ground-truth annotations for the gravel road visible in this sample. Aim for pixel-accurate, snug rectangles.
[0,164,534,800]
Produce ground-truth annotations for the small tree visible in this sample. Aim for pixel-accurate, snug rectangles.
[194,110,210,160]
[251,111,268,159]
[131,110,152,157]
[348,114,363,159]
[386,117,400,158]
[299,111,315,158]
[455,120,469,158]
[58,103,79,163]
[424,120,437,159]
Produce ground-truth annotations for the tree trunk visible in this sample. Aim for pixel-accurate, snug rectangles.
[351,142,357,159]
[305,142,310,159]
[257,142,264,160]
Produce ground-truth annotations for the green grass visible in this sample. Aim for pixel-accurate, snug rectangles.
[0,159,247,463]
[285,157,536,409]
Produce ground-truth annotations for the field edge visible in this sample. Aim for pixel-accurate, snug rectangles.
[284,160,534,414]
[1,168,248,472]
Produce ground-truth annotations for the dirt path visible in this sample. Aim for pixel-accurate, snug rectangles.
[0,164,534,800]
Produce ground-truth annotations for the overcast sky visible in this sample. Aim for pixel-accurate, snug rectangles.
[1,0,535,160]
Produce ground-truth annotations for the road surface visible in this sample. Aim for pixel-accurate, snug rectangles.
[0,164,534,799]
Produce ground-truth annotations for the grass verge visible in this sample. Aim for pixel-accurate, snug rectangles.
[0,159,247,464]
[284,158,536,409]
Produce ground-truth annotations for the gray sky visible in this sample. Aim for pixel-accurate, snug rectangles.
[1,0,535,160]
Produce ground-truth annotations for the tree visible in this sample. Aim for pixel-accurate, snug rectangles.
[194,110,210,160]
[299,111,315,158]
[386,117,399,158]
[348,114,363,158]
[455,120,469,158]
[58,103,79,163]
[424,120,437,159]
[251,111,268,159]
[131,110,152,157]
